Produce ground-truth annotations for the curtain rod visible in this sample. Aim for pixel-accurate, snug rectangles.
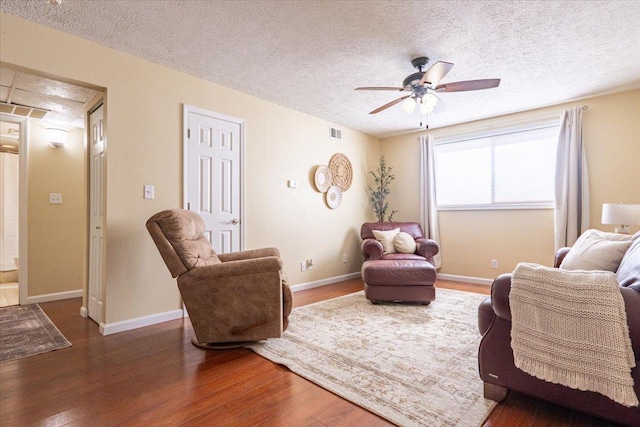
[417,104,589,140]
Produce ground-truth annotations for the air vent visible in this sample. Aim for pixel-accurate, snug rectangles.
[330,126,342,140]
[0,102,49,120]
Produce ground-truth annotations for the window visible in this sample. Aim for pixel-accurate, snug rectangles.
[434,121,560,210]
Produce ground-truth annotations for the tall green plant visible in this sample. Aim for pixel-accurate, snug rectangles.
[368,156,398,222]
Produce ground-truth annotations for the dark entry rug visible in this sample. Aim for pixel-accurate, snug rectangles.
[0,304,71,363]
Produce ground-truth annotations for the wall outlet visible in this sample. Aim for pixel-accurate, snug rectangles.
[49,193,62,204]
[343,253,348,264]
[300,262,306,272]
[491,259,498,269]
[306,259,313,270]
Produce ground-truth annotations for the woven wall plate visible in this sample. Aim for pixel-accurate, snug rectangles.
[314,165,333,193]
[325,186,343,209]
[328,153,353,192]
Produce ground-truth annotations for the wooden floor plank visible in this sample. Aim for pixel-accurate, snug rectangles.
[0,278,622,426]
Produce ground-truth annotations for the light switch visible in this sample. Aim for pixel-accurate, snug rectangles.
[50,193,62,204]
[287,180,298,188]
[143,185,154,200]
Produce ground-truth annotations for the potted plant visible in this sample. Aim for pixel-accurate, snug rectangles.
[368,156,398,222]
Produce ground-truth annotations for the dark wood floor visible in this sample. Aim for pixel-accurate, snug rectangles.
[0,279,623,426]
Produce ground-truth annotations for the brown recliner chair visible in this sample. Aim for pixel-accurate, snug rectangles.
[146,209,292,349]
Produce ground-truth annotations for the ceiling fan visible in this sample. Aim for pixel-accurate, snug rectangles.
[355,57,500,125]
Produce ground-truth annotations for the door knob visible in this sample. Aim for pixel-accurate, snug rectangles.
[229,219,239,225]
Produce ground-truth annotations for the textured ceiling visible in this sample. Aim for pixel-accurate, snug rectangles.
[0,65,99,128]
[1,0,640,139]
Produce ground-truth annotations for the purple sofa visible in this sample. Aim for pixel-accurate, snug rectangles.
[478,237,640,426]
[360,222,439,304]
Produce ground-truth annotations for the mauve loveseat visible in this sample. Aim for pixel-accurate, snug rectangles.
[478,235,640,426]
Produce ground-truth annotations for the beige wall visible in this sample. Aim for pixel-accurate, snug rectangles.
[27,121,86,296]
[0,13,380,324]
[383,89,640,279]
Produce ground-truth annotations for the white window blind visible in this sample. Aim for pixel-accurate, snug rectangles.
[434,121,560,210]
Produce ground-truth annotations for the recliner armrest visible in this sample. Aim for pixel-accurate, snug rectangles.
[186,256,283,280]
[218,247,280,262]
[361,238,384,260]
[415,238,439,259]
[491,273,514,321]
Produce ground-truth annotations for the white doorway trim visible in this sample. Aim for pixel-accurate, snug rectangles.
[182,104,246,251]
[1,113,29,305]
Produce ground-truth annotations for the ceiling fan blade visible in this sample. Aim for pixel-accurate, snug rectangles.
[369,95,410,114]
[420,61,454,86]
[435,79,501,92]
[355,87,405,91]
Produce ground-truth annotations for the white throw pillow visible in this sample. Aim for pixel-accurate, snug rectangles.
[560,229,635,272]
[372,228,400,254]
[394,232,417,254]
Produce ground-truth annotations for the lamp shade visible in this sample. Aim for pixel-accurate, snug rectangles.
[602,203,640,233]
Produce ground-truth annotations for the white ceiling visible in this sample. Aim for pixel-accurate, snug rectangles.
[1,0,640,139]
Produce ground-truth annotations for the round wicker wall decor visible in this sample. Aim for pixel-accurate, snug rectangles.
[328,153,353,191]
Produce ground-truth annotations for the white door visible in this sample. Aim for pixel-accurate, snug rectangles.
[184,106,243,254]
[88,104,105,323]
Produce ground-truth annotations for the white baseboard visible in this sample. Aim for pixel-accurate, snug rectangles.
[291,272,361,292]
[26,289,83,304]
[80,306,88,318]
[99,309,184,336]
[437,273,493,286]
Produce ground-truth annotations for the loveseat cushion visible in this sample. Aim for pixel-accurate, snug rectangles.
[617,238,640,292]
[394,231,417,253]
[372,228,400,254]
[560,229,634,272]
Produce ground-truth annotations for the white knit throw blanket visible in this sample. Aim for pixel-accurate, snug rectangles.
[510,262,638,407]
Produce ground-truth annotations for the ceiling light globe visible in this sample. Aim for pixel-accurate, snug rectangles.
[423,93,438,107]
[420,104,434,114]
[401,97,416,114]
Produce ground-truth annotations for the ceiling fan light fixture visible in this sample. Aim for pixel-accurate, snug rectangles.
[420,104,434,115]
[422,93,438,108]
[401,97,416,114]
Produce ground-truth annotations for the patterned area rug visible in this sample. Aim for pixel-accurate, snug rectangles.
[0,304,71,363]
[247,288,495,427]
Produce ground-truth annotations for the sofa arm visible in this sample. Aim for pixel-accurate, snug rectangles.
[491,273,514,321]
[218,247,280,262]
[415,238,439,259]
[554,247,571,268]
[361,238,384,260]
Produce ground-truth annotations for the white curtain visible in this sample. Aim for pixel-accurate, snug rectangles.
[0,152,19,271]
[419,134,442,269]
[554,107,589,250]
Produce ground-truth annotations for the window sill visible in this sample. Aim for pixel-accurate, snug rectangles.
[437,203,554,211]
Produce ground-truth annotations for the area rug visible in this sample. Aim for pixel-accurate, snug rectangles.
[0,304,71,363]
[247,288,496,427]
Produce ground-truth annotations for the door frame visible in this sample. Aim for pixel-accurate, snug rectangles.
[1,113,29,305]
[182,104,246,251]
